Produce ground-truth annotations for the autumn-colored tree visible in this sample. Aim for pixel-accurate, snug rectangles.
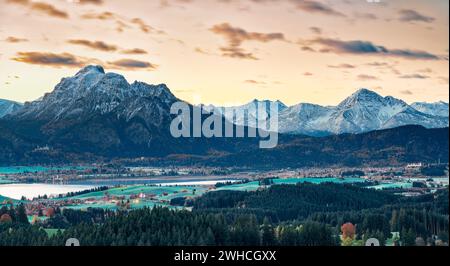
[341,237,354,246]
[341,222,356,240]
[31,215,41,225]
[0,213,12,223]
[45,207,55,217]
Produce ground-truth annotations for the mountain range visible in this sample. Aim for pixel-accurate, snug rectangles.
[0,65,448,166]
[0,66,259,162]
[2,66,448,137]
[209,89,448,136]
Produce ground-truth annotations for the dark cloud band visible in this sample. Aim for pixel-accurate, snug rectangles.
[304,38,442,60]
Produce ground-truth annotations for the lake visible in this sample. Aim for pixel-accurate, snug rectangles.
[0,184,95,200]
[0,177,368,200]
[68,178,239,186]
[0,179,238,200]
[2,176,443,201]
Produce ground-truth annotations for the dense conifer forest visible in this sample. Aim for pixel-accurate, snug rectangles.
[0,183,448,246]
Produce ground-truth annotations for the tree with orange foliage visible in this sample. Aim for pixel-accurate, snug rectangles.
[341,222,356,240]
[31,215,41,225]
[45,207,55,217]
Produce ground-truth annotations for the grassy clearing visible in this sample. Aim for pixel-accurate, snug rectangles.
[44,228,65,237]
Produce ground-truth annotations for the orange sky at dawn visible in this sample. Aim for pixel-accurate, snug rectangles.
[0,0,448,106]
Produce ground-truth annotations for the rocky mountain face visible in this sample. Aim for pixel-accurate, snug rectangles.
[411,101,449,117]
[0,65,448,165]
[204,100,287,128]
[278,103,332,136]
[0,99,22,118]
[1,65,228,158]
[13,65,177,126]
[211,89,448,136]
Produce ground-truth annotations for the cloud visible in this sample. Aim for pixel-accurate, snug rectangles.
[398,9,435,23]
[160,0,195,8]
[120,48,148,55]
[5,0,28,5]
[399,74,430,79]
[67,39,147,55]
[300,46,315,52]
[82,12,164,35]
[81,11,116,20]
[289,0,345,17]
[219,47,258,60]
[74,0,103,4]
[210,23,285,60]
[328,63,355,69]
[11,52,90,67]
[80,11,133,33]
[437,77,449,85]
[80,12,158,34]
[354,12,378,20]
[194,47,213,55]
[244,79,266,85]
[309,26,322,34]
[366,62,390,67]
[6,0,69,18]
[187,0,346,17]
[303,38,442,60]
[357,74,379,81]
[67,39,118,52]
[131,18,154,33]
[115,20,132,33]
[211,23,285,45]
[11,52,157,71]
[4,36,28,43]
[417,68,433,74]
[400,90,413,95]
[106,59,158,71]
[366,61,401,74]
[31,2,68,18]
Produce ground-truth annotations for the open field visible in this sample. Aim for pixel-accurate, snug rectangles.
[48,177,373,210]
[1,175,448,212]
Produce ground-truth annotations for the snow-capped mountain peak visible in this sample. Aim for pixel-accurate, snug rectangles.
[3,66,448,138]
[205,88,447,136]
[131,81,176,104]
[208,99,287,127]
[246,89,445,135]
[75,65,105,76]
[338,88,383,107]
[10,65,179,126]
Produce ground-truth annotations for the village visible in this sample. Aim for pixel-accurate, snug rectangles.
[1,162,448,225]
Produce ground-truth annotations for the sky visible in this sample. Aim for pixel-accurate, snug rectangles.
[0,0,448,106]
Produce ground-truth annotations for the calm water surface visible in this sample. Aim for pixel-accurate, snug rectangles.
[0,184,95,200]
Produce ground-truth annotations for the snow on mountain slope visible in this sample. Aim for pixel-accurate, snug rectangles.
[206,100,287,128]
[11,65,178,128]
[278,103,332,135]
[208,88,447,136]
[3,65,195,156]
[323,89,410,134]
[411,101,449,117]
[4,65,447,138]
[0,99,22,118]
[382,106,449,129]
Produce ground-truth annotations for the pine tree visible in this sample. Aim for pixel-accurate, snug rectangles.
[261,217,276,246]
